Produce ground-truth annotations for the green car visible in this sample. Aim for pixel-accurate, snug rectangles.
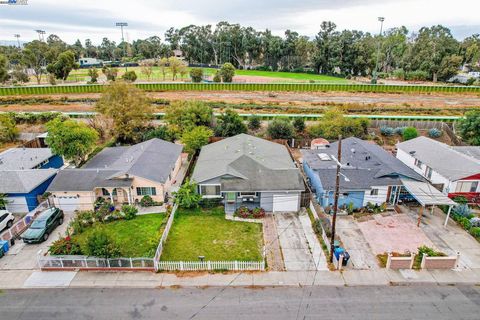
[22,208,64,244]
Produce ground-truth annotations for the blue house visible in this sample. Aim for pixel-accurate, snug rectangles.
[301,137,424,211]
[0,148,63,212]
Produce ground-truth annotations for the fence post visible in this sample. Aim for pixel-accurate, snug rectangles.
[180,261,184,271]
[59,257,64,268]
[207,261,211,271]
[455,252,461,268]
[409,253,415,269]
[107,259,110,268]
[84,257,88,268]
[420,253,427,269]
[386,252,392,270]
[234,261,239,271]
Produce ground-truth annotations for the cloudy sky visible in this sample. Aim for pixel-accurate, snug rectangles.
[0,0,479,44]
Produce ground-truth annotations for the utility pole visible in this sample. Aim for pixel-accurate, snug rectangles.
[372,17,385,84]
[115,22,128,71]
[14,34,21,48]
[329,135,342,263]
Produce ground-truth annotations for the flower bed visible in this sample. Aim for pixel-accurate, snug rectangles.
[234,206,266,219]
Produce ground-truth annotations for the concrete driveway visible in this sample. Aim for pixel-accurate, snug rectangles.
[0,212,74,270]
[274,211,327,271]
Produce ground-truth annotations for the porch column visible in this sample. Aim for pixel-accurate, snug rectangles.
[417,205,424,227]
[127,188,132,205]
[108,189,114,204]
[444,205,453,227]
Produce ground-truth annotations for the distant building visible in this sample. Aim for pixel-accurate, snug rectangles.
[78,58,103,68]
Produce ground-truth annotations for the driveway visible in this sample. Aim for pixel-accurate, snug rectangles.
[0,212,74,270]
[274,210,327,271]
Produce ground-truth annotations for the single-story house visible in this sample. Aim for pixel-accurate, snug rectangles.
[47,138,183,211]
[396,136,480,203]
[192,134,305,213]
[302,137,425,210]
[0,147,63,213]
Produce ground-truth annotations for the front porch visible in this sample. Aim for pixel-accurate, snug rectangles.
[95,187,133,209]
[224,192,261,214]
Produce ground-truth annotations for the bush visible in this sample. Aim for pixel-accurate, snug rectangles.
[248,115,261,131]
[453,196,468,204]
[190,68,203,83]
[392,69,405,80]
[428,128,442,138]
[140,195,155,207]
[235,206,251,219]
[406,70,429,81]
[199,198,222,208]
[252,207,266,218]
[87,68,98,83]
[402,127,418,141]
[414,245,445,268]
[470,227,480,238]
[394,127,407,135]
[380,126,395,136]
[267,118,294,139]
[456,216,472,230]
[121,205,138,220]
[173,178,202,209]
[49,236,83,255]
[292,117,306,133]
[122,71,137,82]
[453,204,472,218]
[85,230,121,259]
[220,63,236,82]
[213,71,221,82]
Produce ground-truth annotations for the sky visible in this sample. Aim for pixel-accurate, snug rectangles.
[0,0,479,45]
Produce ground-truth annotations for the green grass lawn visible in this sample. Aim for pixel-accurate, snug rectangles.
[72,213,166,258]
[161,207,264,261]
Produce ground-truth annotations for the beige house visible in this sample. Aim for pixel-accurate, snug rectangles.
[47,139,184,211]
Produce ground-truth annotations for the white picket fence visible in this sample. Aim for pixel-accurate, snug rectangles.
[157,260,265,271]
[37,253,155,270]
[153,203,178,271]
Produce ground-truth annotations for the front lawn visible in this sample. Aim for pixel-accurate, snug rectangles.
[161,207,264,261]
[72,213,166,258]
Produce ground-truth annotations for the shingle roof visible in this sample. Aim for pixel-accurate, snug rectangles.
[83,138,183,183]
[0,148,54,170]
[397,136,480,180]
[47,169,132,192]
[453,146,480,162]
[0,169,57,193]
[302,137,423,190]
[192,134,304,191]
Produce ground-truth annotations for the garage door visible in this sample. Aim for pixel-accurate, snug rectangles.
[56,196,80,212]
[6,197,29,213]
[272,193,299,212]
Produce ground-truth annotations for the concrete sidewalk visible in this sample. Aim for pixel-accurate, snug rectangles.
[1,268,479,289]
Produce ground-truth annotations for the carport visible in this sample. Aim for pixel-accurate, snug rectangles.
[400,179,456,227]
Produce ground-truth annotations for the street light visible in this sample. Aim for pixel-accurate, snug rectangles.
[115,22,128,71]
[372,17,385,84]
[13,34,21,48]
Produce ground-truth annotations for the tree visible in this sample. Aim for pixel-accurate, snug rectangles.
[140,63,154,81]
[213,71,221,82]
[0,114,18,143]
[181,126,213,154]
[46,50,78,80]
[190,68,203,82]
[173,178,202,209]
[102,66,118,81]
[459,111,480,145]
[158,57,168,80]
[121,70,137,82]
[248,115,261,131]
[10,66,29,83]
[85,230,121,259]
[267,118,294,139]
[437,55,463,81]
[45,118,98,166]
[168,56,184,80]
[0,54,9,83]
[142,125,173,142]
[214,109,247,137]
[164,100,213,137]
[402,127,418,141]
[22,40,49,84]
[292,117,306,133]
[220,62,235,82]
[307,110,368,140]
[87,68,99,83]
[95,81,154,143]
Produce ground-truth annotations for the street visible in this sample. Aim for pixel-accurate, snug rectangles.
[0,286,479,319]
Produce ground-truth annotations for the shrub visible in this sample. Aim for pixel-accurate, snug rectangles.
[470,227,480,238]
[122,71,137,82]
[392,69,405,80]
[453,196,468,204]
[380,126,394,136]
[140,195,155,207]
[405,70,429,81]
[414,245,446,268]
[87,68,99,83]
[453,204,472,218]
[456,216,472,230]
[248,115,261,131]
[469,217,480,228]
[220,63,235,82]
[235,206,251,219]
[85,230,121,259]
[292,117,306,133]
[402,127,418,141]
[121,205,138,220]
[252,207,266,218]
[173,179,202,209]
[49,236,82,255]
[190,68,203,83]
[267,118,294,139]
[394,127,407,135]
[95,202,114,222]
[213,71,221,83]
[428,128,442,138]
[199,198,222,208]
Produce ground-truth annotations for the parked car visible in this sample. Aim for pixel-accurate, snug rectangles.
[22,208,64,244]
[0,211,15,232]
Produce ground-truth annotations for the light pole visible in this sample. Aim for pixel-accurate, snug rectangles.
[14,34,21,48]
[372,17,385,84]
[329,135,343,263]
[35,29,46,42]
[115,22,128,71]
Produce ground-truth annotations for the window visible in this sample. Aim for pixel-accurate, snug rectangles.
[102,189,117,196]
[414,158,423,168]
[239,192,258,197]
[455,181,479,193]
[425,167,433,180]
[370,189,379,196]
[200,185,221,196]
[136,187,157,196]
[0,213,8,222]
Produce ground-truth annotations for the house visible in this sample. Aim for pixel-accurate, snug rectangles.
[0,148,64,212]
[191,134,305,213]
[396,136,480,203]
[47,139,183,211]
[302,137,424,210]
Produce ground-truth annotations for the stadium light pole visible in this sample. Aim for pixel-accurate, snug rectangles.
[35,29,46,42]
[372,17,385,84]
[14,34,21,48]
[115,22,128,71]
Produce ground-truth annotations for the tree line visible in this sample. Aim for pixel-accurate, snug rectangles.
[1,21,479,84]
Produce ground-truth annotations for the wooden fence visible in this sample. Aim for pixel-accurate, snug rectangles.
[156,260,265,271]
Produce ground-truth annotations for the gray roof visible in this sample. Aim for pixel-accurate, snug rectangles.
[0,169,57,193]
[0,148,54,170]
[47,169,132,192]
[192,134,304,191]
[83,138,183,184]
[302,137,423,191]
[453,146,480,161]
[397,136,480,181]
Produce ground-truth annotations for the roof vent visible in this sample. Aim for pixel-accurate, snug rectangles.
[351,148,356,154]
[409,151,416,155]
[317,153,331,161]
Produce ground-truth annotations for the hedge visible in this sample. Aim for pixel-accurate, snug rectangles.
[1,83,479,96]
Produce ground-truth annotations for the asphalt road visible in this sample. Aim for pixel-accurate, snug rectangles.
[1,286,479,319]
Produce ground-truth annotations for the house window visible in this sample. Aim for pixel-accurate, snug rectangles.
[102,189,117,196]
[370,189,379,196]
[414,159,422,168]
[425,167,433,180]
[200,185,221,196]
[238,192,258,197]
[136,187,157,196]
[455,181,479,193]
